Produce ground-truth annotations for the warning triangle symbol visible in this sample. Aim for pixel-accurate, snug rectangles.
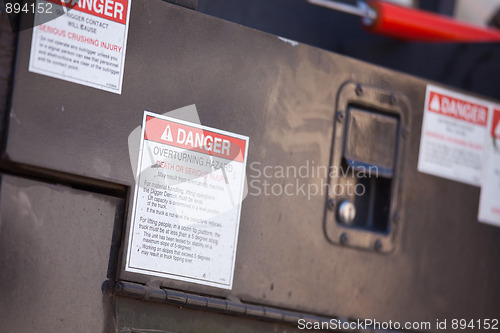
[430,94,440,112]
[495,120,500,138]
[161,125,174,142]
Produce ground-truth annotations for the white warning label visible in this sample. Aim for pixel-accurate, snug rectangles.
[29,0,131,94]
[418,85,489,186]
[478,107,500,227]
[125,112,249,289]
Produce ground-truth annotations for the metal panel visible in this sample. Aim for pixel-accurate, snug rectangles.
[115,294,311,333]
[5,0,500,329]
[0,175,124,332]
[0,13,18,146]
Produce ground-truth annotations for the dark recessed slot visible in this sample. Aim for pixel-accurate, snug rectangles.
[337,166,392,234]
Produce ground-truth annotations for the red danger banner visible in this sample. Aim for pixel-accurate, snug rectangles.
[46,0,128,24]
[492,109,500,139]
[144,116,247,163]
[428,91,488,127]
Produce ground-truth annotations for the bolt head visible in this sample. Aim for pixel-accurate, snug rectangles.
[336,112,344,122]
[327,198,335,210]
[340,233,348,245]
[389,93,397,105]
[393,212,400,224]
[401,128,409,139]
[355,85,363,96]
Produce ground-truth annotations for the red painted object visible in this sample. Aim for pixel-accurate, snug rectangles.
[365,0,500,42]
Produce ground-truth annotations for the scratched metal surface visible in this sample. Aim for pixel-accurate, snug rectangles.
[0,175,124,332]
[4,0,500,330]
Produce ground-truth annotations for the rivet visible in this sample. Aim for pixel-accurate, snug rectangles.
[340,233,348,245]
[355,85,363,96]
[389,93,397,105]
[393,212,400,224]
[402,128,409,139]
[327,198,335,210]
[336,112,344,122]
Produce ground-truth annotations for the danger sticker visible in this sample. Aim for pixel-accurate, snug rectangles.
[125,112,249,289]
[418,85,489,186]
[28,0,131,93]
[478,108,500,227]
